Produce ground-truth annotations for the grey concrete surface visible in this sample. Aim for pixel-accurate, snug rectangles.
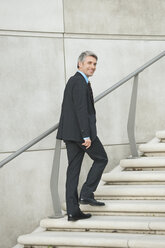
[0,36,65,152]
[0,0,165,247]
[0,150,54,248]
[64,0,165,35]
[0,0,64,32]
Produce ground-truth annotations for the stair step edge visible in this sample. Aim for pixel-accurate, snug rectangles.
[18,231,165,248]
[40,216,165,231]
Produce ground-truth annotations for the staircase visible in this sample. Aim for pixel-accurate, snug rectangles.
[17,130,165,248]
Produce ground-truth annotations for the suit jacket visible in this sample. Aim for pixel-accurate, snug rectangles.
[56,72,97,142]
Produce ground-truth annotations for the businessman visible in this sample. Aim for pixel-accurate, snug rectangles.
[57,51,108,221]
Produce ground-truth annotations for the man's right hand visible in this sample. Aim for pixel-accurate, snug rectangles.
[82,138,91,149]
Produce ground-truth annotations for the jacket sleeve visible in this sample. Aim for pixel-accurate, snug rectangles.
[72,80,90,138]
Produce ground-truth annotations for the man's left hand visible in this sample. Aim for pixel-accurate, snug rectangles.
[82,138,91,149]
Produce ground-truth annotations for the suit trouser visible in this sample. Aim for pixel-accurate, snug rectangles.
[65,136,108,215]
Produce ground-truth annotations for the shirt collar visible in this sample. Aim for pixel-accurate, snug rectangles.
[78,70,89,84]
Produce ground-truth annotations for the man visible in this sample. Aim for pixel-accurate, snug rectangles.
[57,51,108,221]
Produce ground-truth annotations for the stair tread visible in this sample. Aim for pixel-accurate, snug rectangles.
[95,184,165,196]
[102,170,165,182]
[40,215,165,231]
[139,143,165,152]
[120,157,165,168]
[156,130,165,139]
[18,230,165,247]
[63,200,165,213]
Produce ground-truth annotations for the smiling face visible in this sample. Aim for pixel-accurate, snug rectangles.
[78,56,97,78]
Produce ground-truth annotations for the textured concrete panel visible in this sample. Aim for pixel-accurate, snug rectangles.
[0,150,54,248]
[0,0,64,32]
[64,38,165,145]
[64,0,165,35]
[0,36,65,152]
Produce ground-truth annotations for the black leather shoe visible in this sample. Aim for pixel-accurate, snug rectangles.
[68,211,92,221]
[79,198,105,206]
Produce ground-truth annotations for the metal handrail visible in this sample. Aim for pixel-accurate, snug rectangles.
[0,123,59,168]
[0,50,165,218]
[0,50,164,168]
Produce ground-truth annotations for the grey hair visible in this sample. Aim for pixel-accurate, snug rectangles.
[77,51,98,68]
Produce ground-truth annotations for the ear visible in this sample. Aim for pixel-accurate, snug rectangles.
[78,61,83,69]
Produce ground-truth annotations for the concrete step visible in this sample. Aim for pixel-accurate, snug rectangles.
[62,200,165,216]
[120,157,165,169]
[94,185,165,199]
[102,170,165,184]
[18,230,165,248]
[139,143,165,156]
[40,215,165,234]
[145,137,160,144]
[156,130,165,142]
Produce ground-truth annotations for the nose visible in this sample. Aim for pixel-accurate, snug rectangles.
[91,63,96,69]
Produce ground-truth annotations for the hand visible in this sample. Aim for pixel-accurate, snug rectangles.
[82,138,91,149]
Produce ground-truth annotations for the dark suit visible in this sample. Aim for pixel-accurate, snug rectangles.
[57,72,97,142]
[57,72,108,215]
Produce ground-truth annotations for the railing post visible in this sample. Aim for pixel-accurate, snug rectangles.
[50,139,63,218]
[127,74,139,158]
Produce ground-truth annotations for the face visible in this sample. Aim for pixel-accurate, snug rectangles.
[78,56,97,77]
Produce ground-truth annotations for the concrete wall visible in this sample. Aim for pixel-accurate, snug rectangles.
[0,0,165,247]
